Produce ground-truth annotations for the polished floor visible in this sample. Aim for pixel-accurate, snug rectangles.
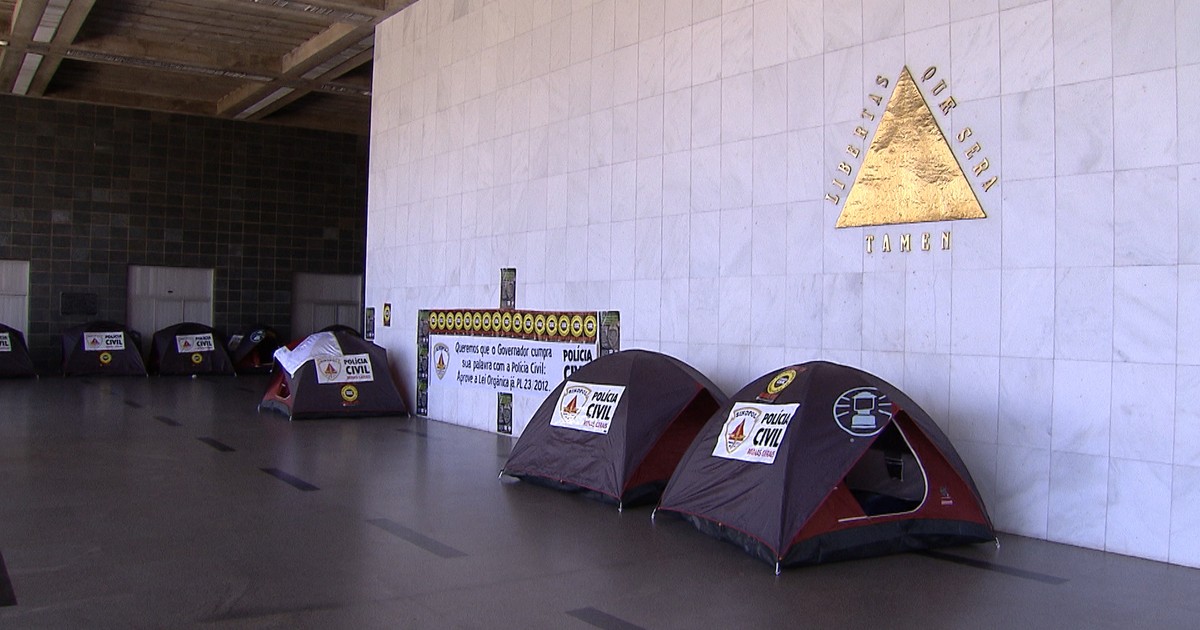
[2,375,1200,629]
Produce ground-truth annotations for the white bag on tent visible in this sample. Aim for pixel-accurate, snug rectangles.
[273,332,344,376]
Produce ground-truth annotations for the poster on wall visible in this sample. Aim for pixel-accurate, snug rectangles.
[415,308,620,434]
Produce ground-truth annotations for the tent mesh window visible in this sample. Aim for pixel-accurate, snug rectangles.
[843,421,927,517]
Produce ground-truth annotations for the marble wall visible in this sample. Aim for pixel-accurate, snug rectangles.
[365,0,1199,566]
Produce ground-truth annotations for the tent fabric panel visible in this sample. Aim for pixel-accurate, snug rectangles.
[780,519,996,567]
[60,321,147,377]
[0,324,36,377]
[280,332,407,420]
[621,388,719,504]
[150,322,236,376]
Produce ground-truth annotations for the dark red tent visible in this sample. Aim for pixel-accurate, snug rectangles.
[259,330,406,420]
[502,350,727,507]
[228,324,280,373]
[0,323,36,378]
[61,321,147,377]
[657,361,994,572]
[149,322,235,376]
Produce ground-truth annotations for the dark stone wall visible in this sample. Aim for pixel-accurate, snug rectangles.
[0,94,368,370]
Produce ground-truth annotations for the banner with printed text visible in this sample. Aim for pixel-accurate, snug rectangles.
[0,332,11,352]
[175,334,215,353]
[84,332,125,351]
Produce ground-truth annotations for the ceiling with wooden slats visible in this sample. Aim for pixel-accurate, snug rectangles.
[0,0,411,135]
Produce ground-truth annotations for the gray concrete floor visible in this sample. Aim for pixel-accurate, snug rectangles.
[2,375,1200,629]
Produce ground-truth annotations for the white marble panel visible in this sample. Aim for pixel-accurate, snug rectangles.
[785,274,823,349]
[905,352,952,431]
[691,17,721,86]
[861,272,905,352]
[820,189,864,275]
[1113,71,1178,170]
[1001,178,1054,268]
[722,7,753,78]
[1000,268,1054,359]
[1047,451,1109,550]
[752,134,788,206]
[862,0,904,42]
[1184,166,1200,265]
[721,139,753,208]
[955,438,999,512]
[904,0,949,31]
[753,0,786,70]
[610,279,636,342]
[786,201,823,274]
[694,0,721,22]
[589,165,613,224]
[663,150,691,215]
[638,36,665,100]
[823,46,863,125]
[949,355,1000,443]
[950,269,1001,356]
[611,102,637,164]
[637,94,665,159]
[721,72,753,144]
[663,28,692,93]
[664,0,690,32]
[1171,465,1200,568]
[691,80,721,149]
[994,445,1050,538]
[635,216,664,279]
[718,206,752,276]
[610,219,636,280]
[1054,267,1113,362]
[950,14,1001,99]
[753,64,787,138]
[750,346,788,380]
[612,44,639,107]
[1051,0,1112,84]
[570,8,593,65]
[786,0,822,60]
[998,357,1053,449]
[1181,267,1200,365]
[787,55,823,131]
[689,276,720,342]
[1110,362,1176,464]
[997,2,1053,94]
[1175,366,1200,465]
[906,269,953,354]
[822,273,863,351]
[823,0,862,51]
[1051,359,1112,456]
[589,109,613,168]
[634,279,662,339]
[640,0,666,41]
[1111,0,1175,76]
[1180,64,1200,165]
[719,276,752,345]
[751,204,787,277]
[615,0,640,48]
[1112,266,1178,364]
[1000,89,1054,182]
[591,54,615,113]
[1106,458,1171,561]
[593,0,616,56]
[1054,80,1113,176]
[663,88,692,154]
[587,222,613,281]
[1060,171,1113,267]
[689,209,720,277]
[750,276,786,347]
[690,145,721,212]
[1182,0,1200,64]
[787,128,823,202]
[638,152,667,216]
[662,213,690,278]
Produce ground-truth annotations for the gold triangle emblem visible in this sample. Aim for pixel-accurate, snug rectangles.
[836,67,987,228]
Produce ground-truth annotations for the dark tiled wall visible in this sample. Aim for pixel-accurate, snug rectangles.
[0,94,367,370]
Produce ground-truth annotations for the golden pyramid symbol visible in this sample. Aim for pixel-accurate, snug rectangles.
[836,67,987,228]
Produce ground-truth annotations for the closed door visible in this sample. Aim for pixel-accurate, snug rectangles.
[127,265,214,339]
[0,260,30,333]
[292,272,363,337]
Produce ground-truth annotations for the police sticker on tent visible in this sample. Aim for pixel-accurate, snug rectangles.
[551,382,625,434]
[316,354,375,384]
[0,332,10,352]
[176,334,215,353]
[84,332,125,351]
[712,402,800,464]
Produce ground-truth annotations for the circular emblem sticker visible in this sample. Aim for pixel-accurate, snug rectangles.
[522,313,534,334]
[558,315,570,337]
[250,330,265,343]
[341,384,359,403]
[190,353,203,365]
[433,342,449,380]
[584,315,597,337]
[570,315,584,337]
[546,315,558,336]
[535,314,547,335]
[482,312,493,332]
[435,312,446,330]
[767,369,797,395]
[833,387,894,437]
[501,312,513,332]
[454,311,465,330]
[473,312,483,330]
[491,311,502,331]
[99,351,113,365]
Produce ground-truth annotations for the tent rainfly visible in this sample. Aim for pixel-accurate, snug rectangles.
[61,321,147,377]
[150,322,235,376]
[502,349,727,507]
[0,323,36,378]
[260,330,406,420]
[228,324,281,373]
[656,361,995,573]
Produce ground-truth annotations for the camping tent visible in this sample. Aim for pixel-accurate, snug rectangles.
[228,324,280,373]
[656,361,994,572]
[61,321,147,377]
[0,323,36,378]
[259,330,406,420]
[502,350,727,507]
[149,322,235,376]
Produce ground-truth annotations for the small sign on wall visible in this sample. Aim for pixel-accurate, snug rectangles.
[364,307,375,340]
